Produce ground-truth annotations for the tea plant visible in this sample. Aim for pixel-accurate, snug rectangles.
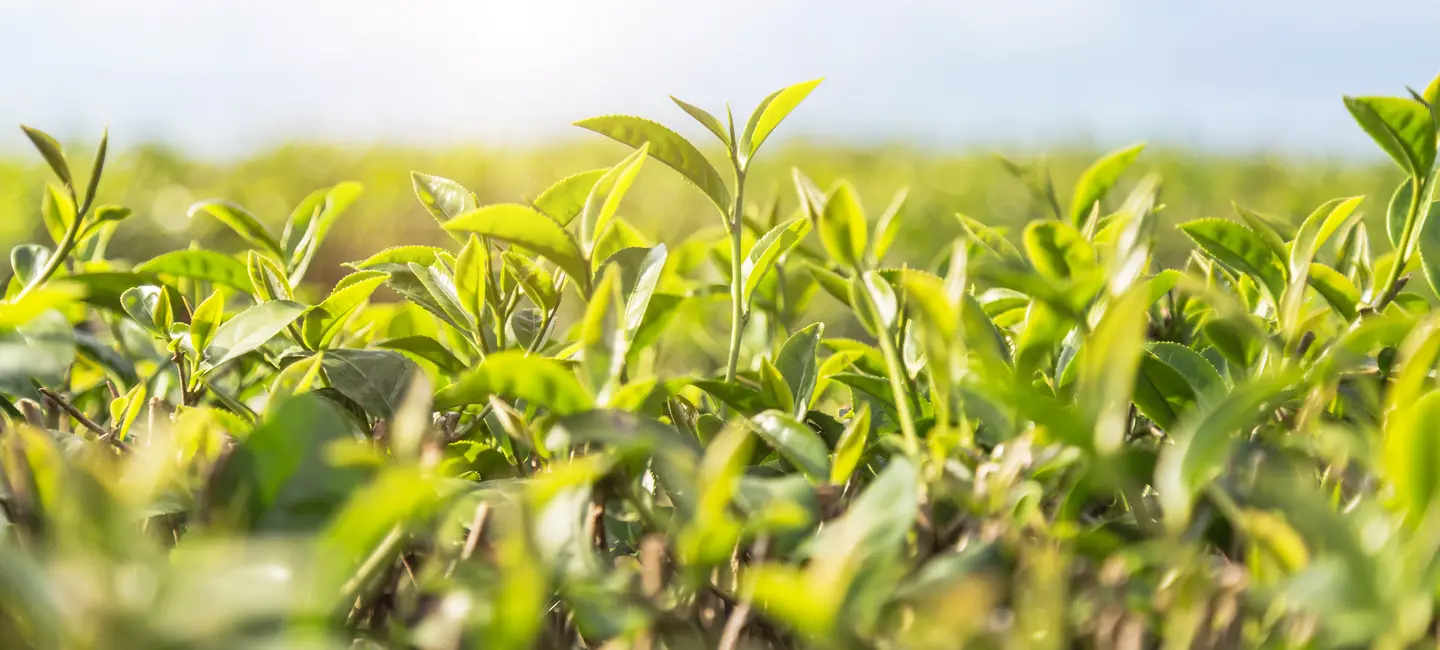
[1,72,1440,649]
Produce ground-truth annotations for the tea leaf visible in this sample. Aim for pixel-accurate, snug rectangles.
[670,95,731,147]
[135,250,254,293]
[205,300,307,367]
[575,115,732,215]
[443,204,590,293]
[433,350,592,414]
[818,182,868,268]
[741,78,823,161]
[751,410,830,483]
[1069,142,1145,227]
[1344,95,1436,179]
[188,200,283,259]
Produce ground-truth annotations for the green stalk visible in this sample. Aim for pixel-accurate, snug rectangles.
[1374,175,1424,312]
[858,286,920,458]
[16,207,85,301]
[723,170,747,383]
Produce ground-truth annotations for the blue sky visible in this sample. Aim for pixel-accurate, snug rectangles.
[2,0,1438,157]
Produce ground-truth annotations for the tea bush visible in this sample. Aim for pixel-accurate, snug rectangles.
[1,74,1439,649]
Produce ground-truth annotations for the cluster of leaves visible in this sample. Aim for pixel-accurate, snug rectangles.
[3,73,1440,649]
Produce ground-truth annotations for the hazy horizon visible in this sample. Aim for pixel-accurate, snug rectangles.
[4,0,1439,159]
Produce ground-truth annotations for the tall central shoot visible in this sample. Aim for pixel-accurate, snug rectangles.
[576,79,822,382]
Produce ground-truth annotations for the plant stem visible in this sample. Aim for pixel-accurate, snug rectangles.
[723,170,747,384]
[1374,175,1424,312]
[853,279,921,457]
[16,207,85,301]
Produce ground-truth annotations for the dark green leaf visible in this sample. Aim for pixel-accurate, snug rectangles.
[320,349,421,419]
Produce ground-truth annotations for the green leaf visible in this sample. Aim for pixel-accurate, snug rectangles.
[1344,95,1436,178]
[502,252,559,313]
[1281,196,1365,329]
[188,200,283,258]
[0,283,83,329]
[10,244,51,287]
[246,251,293,302]
[579,145,648,248]
[135,249,254,293]
[189,291,226,354]
[623,245,667,337]
[108,382,147,442]
[1154,374,1295,532]
[301,271,389,349]
[120,285,172,336]
[829,404,871,485]
[955,212,1022,260]
[1411,184,1440,298]
[1384,390,1440,526]
[533,168,608,225]
[1076,287,1149,453]
[574,115,732,215]
[580,266,625,401]
[692,378,778,416]
[283,181,364,279]
[320,349,420,419]
[818,181,868,268]
[775,323,824,417]
[1022,220,1095,280]
[1133,352,1196,431]
[208,393,368,531]
[0,310,76,399]
[411,171,476,231]
[741,78,822,161]
[443,204,590,294]
[204,300,307,367]
[433,350,593,414]
[40,184,75,245]
[851,271,897,336]
[742,217,811,308]
[1387,178,1416,251]
[373,335,467,375]
[454,235,489,327]
[20,125,72,190]
[1178,218,1286,301]
[750,410,830,482]
[1147,341,1225,397]
[670,95,731,147]
[1306,263,1361,321]
[1232,202,1292,260]
[1069,142,1145,226]
[808,263,852,307]
[759,359,796,416]
[63,272,146,312]
[347,245,449,271]
[407,262,474,333]
[870,187,908,263]
[79,205,130,243]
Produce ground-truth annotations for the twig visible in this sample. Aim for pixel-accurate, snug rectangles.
[718,536,769,650]
[38,387,130,452]
[460,503,490,562]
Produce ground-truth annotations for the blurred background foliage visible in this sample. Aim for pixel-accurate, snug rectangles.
[0,142,1403,286]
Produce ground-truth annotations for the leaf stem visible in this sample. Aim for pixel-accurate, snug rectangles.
[860,287,921,458]
[724,170,748,384]
[16,204,86,301]
[1374,175,1424,311]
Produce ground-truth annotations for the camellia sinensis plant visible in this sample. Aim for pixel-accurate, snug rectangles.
[3,73,1440,648]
